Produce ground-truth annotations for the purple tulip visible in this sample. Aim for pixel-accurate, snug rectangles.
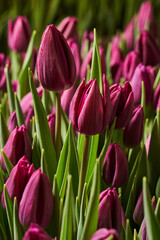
[123,105,144,148]
[110,45,123,84]
[1,156,34,208]
[1,125,32,171]
[133,191,144,225]
[109,81,134,129]
[90,228,121,240]
[47,112,55,146]
[8,111,18,132]
[36,24,76,91]
[8,16,31,53]
[135,30,160,66]
[57,16,79,43]
[19,168,53,229]
[123,17,135,49]
[98,188,122,233]
[123,51,141,81]
[23,223,53,240]
[69,75,111,135]
[61,83,76,116]
[130,63,154,106]
[103,142,128,187]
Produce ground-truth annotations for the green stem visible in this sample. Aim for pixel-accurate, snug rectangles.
[78,135,90,202]
[55,92,61,159]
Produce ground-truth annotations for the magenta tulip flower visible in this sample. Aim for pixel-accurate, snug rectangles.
[23,223,53,240]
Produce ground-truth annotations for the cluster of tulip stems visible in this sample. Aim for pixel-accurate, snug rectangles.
[1,1,160,239]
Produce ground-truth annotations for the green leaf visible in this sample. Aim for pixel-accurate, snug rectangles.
[18,31,36,99]
[60,175,73,240]
[77,133,85,165]
[13,198,24,240]
[0,93,9,121]
[106,43,112,83]
[80,159,100,240]
[143,177,160,240]
[0,109,10,150]
[141,81,146,119]
[40,148,48,176]
[125,219,133,240]
[155,198,160,223]
[14,93,25,127]
[153,68,160,91]
[61,108,69,144]
[133,229,140,240]
[1,150,13,175]
[32,133,41,169]
[29,68,57,183]
[0,224,7,240]
[5,64,15,113]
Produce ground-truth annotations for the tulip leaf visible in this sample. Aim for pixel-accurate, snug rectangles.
[125,219,133,240]
[141,81,146,119]
[155,198,160,223]
[60,175,73,240]
[1,150,13,175]
[90,28,103,94]
[143,177,160,239]
[32,133,41,169]
[18,31,36,99]
[0,93,9,121]
[14,93,25,127]
[0,163,4,193]
[42,89,51,115]
[80,159,100,240]
[13,198,24,240]
[128,145,141,173]
[106,42,112,83]
[61,108,69,144]
[77,133,85,165]
[5,65,15,113]
[0,224,7,240]
[0,109,10,150]
[29,68,57,183]
[133,229,140,240]
[40,148,49,176]
[106,236,114,240]
[153,68,160,91]
[3,185,13,239]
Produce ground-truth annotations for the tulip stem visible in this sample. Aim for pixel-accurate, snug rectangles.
[55,92,61,159]
[78,135,90,202]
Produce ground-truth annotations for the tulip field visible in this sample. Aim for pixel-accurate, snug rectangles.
[1,1,160,239]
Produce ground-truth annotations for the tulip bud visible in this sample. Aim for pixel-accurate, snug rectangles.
[61,83,76,116]
[1,156,34,208]
[130,63,154,106]
[8,16,31,53]
[47,112,55,146]
[133,191,144,225]
[109,81,134,129]
[36,24,76,91]
[19,168,53,229]
[98,188,122,233]
[123,105,144,148]
[1,125,32,171]
[135,30,160,66]
[69,76,111,135]
[123,17,135,49]
[90,228,121,240]
[57,16,79,42]
[23,223,53,240]
[123,51,141,81]
[103,142,128,187]
[8,111,18,132]
[110,45,123,84]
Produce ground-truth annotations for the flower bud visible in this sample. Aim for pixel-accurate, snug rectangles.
[98,188,122,233]
[19,168,53,229]
[123,105,144,148]
[8,111,18,132]
[90,228,121,240]
[123,51,141,81]
[110,45,123,84]
[1,156,34,208]
[135,30,160,66]
[103,142,128,187]
[47,112,55,146]
[1,125,32,171]
[133,191,144,224]
[23,223,53,240]
[8,16,31,53]
[61,83,76,116]
[36,24,76,91]
[130,63,154,106]
[123,17,135,49]
[69,76,111,135]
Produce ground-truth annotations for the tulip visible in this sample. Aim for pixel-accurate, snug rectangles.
[8,111,18,132]
[0,53,11,90]
[123,17,135,49]
[36,24,76,91]
[69,75,111,135]
[90,228,121,240]
[98,188,122,233]
[103,142,128,187]
[57,16,79,42]
[130,63,154,106]
[123,105,144,148]
[1,156,34,208]
[47,112,55,146]
[133,191,144,224]
[1,125,32,171]
[109,81,134,129]
[123,51,141,81]
[19,168,53,229]
[61,83,76,116]
[80,30,93,59]
[23,223,53,240]
[110,45,123,84]
[8,16,31,53]
[135,30,160,66]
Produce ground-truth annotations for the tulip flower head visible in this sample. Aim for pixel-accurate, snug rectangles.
[23,223,53,240]
[90,228,121,240]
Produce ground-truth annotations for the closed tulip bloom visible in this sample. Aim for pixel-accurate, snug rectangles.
[130,63,154,106]
[36,24,76,91]
[61,83,76,116]
[90,228,121,240]
[103,142,128,187]
[8,16,31,53]
[135,30,160,66]
[110,45,123,83]
[1,125,32,171]
[69,75,111,135]
[123,51,141,81]
[8,111,18,132]
[123,17,135,49]
[98,188,122,233]
[1,156,34,208]
[133,191,144,224]
[123,105,144,148]
[109,81,134,129]
[47,112,55,146]
[19,168,53,229]
[23,223,53,240]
